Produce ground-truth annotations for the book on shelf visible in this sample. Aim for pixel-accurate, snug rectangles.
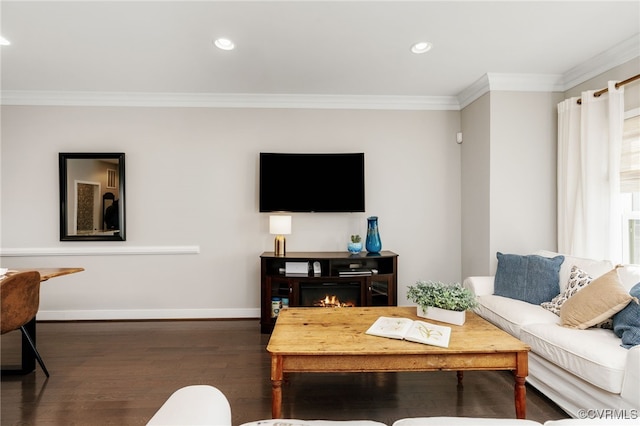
[337,268,372,276]
[365,316,451,348]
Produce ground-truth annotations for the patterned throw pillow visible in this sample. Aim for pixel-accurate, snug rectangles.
[595,317,614,329]
[541,265,591,315]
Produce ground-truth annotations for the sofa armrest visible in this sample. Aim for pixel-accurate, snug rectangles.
[463,276,495,297]
[621,345,640,408]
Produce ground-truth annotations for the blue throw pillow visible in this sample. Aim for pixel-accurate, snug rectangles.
[494,252,564,305]
[613,282,640,349]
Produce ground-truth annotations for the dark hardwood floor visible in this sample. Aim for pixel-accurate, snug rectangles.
[1,319,569,425]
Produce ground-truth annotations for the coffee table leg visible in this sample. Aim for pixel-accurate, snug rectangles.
[514,351,528,419]
[271,355,283,418]
[456,371,463,385]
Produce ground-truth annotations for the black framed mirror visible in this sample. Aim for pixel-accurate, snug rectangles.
[59,153,126,241]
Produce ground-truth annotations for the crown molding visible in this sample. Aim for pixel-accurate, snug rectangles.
[457,74,491,110]
[457,34,640,109]
[456,73,564,109]
[5,34,637,112]
[486,73,565,92]
[0,90,460,111]
[562,33,640,91]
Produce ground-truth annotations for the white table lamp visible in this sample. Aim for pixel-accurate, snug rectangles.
[269,215,291,256]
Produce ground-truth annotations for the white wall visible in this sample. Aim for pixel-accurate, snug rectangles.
[0,106,462,319]
[488,91,563,268]
[460,93,491,279]
[460,91,561,277]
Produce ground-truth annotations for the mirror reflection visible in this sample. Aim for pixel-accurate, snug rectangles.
[59,153,126,241]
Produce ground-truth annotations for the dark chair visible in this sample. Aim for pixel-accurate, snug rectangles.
[1,271,50,377]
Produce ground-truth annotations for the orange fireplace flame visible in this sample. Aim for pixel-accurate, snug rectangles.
[315,295,355,308]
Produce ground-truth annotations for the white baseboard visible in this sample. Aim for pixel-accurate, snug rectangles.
[37,308,260,321]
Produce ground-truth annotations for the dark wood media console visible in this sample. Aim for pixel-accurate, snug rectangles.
[260,251,398,333]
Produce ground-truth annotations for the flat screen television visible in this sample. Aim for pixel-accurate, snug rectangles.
[260,152,365,212]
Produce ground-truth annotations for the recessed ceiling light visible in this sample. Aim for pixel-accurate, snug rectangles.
[411,41,432,54]
[0,36,11,46]
[214,38,235,51]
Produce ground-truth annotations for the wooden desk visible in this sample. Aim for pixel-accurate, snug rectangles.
[267,306,530,419]
[1,267,84,375]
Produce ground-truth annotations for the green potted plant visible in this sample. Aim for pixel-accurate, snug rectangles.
[347,235,363,254]
[407,280,478,325]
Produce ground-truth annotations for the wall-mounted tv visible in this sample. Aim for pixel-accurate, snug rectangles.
[260,152,365,213]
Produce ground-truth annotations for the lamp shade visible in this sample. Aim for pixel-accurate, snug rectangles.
[269,215,291,235]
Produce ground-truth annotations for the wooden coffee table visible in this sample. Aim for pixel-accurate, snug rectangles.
[267,306,530,419]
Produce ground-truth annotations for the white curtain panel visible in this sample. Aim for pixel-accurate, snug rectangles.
[557,81,625,262]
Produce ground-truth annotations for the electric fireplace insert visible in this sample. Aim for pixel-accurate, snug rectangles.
[299,282,361,307]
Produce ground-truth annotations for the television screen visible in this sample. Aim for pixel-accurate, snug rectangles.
[260,153,365,212]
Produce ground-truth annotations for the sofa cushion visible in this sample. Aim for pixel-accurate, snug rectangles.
[494,252,564,305]
[535,250,613,292]
[544,419,640,425]
[541,265,592,315]
[613,282,640,349]
[560,267,634,329]
[520,323,628,393]
[393,418,542,425]
[474,294,559,338]
[242,421,387,426]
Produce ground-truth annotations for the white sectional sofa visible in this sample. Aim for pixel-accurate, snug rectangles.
[463,251,640,419]
[148,386,639,425]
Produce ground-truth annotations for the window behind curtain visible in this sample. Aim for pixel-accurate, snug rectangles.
[620,109,640,264]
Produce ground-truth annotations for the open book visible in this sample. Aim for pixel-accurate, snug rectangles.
[365,316,451,348]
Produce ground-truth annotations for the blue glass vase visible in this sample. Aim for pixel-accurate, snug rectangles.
[365,216,382,253]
